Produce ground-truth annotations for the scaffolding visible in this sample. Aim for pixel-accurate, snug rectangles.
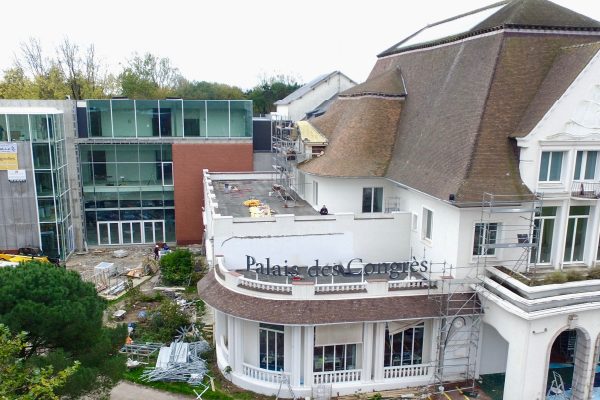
[427,192,541,396]
[271,118,299,207]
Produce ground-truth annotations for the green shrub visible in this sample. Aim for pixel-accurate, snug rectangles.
[588,267,600,280]
[544,271,568,284]
[160,249,194,285]
[566,270,585,282]
[135,300,190,343]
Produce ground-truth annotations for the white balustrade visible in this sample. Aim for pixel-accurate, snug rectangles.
[383,363,432,379]
[315,282,367,294]
[388,280,429,290]
[313,369,362,384]
[242,363,288,383]
[238,276,292,293]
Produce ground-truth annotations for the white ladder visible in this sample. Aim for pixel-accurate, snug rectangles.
[276,374,297,400]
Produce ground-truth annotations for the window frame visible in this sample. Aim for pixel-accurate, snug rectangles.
[259,323,285,372]
[531,207,557,264]
[384,322,425,367]
[574,150,599,181]
[472,222,500,257]
[564,206,589,263]
[313,343,358,373]
[421,207,433,241]
[362,187,383,213]
[538,151,564,182]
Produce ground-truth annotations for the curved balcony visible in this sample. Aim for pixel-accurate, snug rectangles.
[214,256,438,300]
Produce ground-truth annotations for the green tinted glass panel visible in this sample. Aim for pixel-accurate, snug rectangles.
[32,143,51,169]
[183,100,206,137]
[230,101,252,137]
[160,100,183,137]
[135,100,159,137]
[115,145,139,163]
[207,101,229,137]
[87,100,111,137]
[112,100,136,137]
[8,114,29,141]
[0,115,7,141]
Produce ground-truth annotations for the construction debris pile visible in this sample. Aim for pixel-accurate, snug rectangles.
[140,340,210,386]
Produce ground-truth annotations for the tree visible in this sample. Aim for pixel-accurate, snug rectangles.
[0,262,126,398]
[174,79,246,100]
[118,52,182,99]
[56,38,106,100]
[160,249,194,285]
[0,67,36,99]
[0,324,79,399]
[246,74,302,115]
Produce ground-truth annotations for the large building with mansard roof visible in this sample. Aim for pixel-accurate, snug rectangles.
[198,0,600,399]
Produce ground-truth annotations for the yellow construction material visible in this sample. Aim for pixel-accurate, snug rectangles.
[296,121,328,144]
[243,199,260,207]
[0,253,50,263]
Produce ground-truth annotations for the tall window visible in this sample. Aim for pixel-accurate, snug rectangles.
[384,322,424,367]
[362,187,383,213]
[259,324,284,371]
[531,207,557,264]
[564,206,589,263]
[473,222,499,256]
[574,151,598,181]
[313,344,357,372]
[313,181,319,205]
[539,151,564,182]
[422,208,433,241]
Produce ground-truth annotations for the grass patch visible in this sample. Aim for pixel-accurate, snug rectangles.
[123,366,271,399]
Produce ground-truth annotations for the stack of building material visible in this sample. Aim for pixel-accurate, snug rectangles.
[140,340,210,386]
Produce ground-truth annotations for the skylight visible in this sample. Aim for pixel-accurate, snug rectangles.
[397,4,506,50]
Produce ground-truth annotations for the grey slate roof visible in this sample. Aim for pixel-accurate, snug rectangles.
[274,71,357,105]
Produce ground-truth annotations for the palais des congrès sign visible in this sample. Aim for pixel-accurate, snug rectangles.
[246,255,428,280]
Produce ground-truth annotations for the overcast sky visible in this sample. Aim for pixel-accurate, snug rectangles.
[1,0,599,90]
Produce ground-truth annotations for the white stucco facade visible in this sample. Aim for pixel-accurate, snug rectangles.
[275,72,356,122]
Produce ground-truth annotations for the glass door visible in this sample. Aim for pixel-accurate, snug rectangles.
[98,222,120,244]
[143,220,165,244]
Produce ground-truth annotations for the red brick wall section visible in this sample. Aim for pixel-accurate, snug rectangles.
[173,143,253,245]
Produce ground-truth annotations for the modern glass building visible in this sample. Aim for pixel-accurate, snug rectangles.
[77,99,253,246]
[80,143,175,245]
[0,109,74,260]
[84,99,252,138]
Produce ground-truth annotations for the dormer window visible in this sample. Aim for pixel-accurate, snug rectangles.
[538,151,564,182]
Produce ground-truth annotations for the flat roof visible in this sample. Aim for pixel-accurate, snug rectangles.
[212,178,319,218]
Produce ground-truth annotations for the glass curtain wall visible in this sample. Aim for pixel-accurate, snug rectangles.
[85,99,252,138]
[5,112,75,261]
[80,143,175,245]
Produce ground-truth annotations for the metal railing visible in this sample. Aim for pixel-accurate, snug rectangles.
[571,181,600,199]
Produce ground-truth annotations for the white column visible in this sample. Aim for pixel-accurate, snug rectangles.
[233,318,244,371]
[372,322,386,382]
[227,315,236,371]
[303,326,314,387]
[291,326,302,386]
[362,323,374,382]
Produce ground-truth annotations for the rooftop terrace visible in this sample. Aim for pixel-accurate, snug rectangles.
[211,177,318,218]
